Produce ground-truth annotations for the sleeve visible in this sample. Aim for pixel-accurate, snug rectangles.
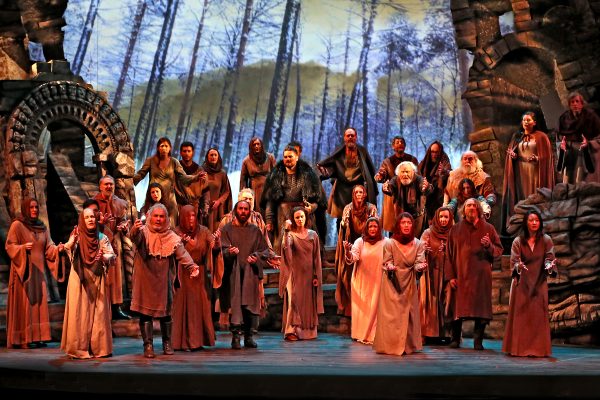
[100,234,116,264]
[173,158,196,186]
[446,228,457,280]
[382,240,393,268]
[44,230,66,282]
[544,235,557,276]
[414,240,427,272]
[174,243,199,273]
[510,237,522,279]
[240,159,249,189]
[486,225,503,259]
[133,157,152,185]
[347,238,363,264]
[5,222,29,282]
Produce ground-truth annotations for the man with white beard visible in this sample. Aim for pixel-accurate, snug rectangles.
[382,161,432,236]
[444,151,496,213]
[446,198,503,350]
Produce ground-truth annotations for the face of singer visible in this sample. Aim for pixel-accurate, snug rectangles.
[187,210,197,228]
[367,220,379,237]
[150,208,167,230]
[438,210,451,227]
[569,95,584,114]
[99,176,115,198]
[527,213,540,235]
[293,209,306,228]
[392,138,405,155]
[235,201,251,224]
[180,145,194,163]
[29,200,39,219]
[399,165,414,186]
[353,186,365,203]
[344,128,357,150]
[522,114,536,132]
[150,187,162,202]
[464,198,479,222]
[84,208,97,230]
[207,149,219,166]
[429,143,441,162]
[283,150,298,170]
[399,217,413,235]
[158,142,171,157]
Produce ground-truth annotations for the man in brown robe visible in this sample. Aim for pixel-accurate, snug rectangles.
[93,175,131,320]
[179,141,210,216]
[317,128,378,231]
[240,137,276,219]
[445,151,496,212]
[375,136,418,233]
[219,200,270,349]
[418,141,452,225]
[447,198,503,350]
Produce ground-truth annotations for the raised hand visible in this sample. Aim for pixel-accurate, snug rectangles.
[481,233,491,248]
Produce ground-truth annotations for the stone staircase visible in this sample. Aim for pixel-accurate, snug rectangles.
[0,250,513,344]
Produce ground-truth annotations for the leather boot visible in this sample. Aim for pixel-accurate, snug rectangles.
[244,333,258,348]
[473,320,486,351]
[140,320,155,358]
[449,320,462,348]
[160,320,174,355]
[231,332,242,350]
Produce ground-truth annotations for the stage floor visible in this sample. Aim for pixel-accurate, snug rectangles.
[1,332,599,399]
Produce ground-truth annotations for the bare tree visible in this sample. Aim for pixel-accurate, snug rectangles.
[316,39,332,163]
[72,0,100,75]
[112,0,147,110]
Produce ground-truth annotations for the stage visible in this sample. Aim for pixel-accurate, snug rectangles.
[1,332,599,399]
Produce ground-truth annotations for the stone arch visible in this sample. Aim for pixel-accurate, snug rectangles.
[4,81,135,221]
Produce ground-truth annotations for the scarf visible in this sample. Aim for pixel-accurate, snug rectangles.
[429,207,453,243]
[203,147,224,174]
[17,197,46,233]
[248,137,267,165]
[362,217,383,245]
[142,204,182,258]
[77,209,100,269]
[391,213,415,244]
[175,204,199,238]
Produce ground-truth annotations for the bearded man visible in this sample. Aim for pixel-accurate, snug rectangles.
[446,198,503,350]
[444,151,496,211]
[382,161,432,237]
[93,175,131,320]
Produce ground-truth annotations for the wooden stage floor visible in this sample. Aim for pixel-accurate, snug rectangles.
[1,332,599,399]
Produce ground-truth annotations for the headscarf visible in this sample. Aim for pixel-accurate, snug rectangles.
[77,208,101,269]
[418,141,450,180]
[17,197,46,233]
[362,217,383,245]
[176,204,199,237]
[203,147,224,174]
[249,137,267,165]
[351,185,367,220]
[142,203,182,258]
[391,212,415,245]
[429,207,453,242]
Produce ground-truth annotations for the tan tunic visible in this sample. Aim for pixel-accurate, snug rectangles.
[5,221,64,348]
[204,170,232,233]
[347,238,385,344]
[373,238,426,355]
[280,230,324,340]
[502,235,556,357]
[61,234,115,359]
[134,156,196,226]
[172,226,223,350]
[240,153,276,217]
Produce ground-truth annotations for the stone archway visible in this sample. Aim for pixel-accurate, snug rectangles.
[4,80,136,223]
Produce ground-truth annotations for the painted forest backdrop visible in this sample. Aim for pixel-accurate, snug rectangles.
[49,0,472,211]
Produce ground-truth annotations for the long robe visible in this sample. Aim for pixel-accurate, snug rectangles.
[240,153,276,217]
[133,156,196,226]
[419,229,450,338]
[447,219,503,320]
[94,193,129,304]
[376,153,418,232]
[373,238,426,356]
[130,232,197,318]
[280,230,324,339]
[5,221,64,348]
[502,130,555,232]
[172,226,223,350]
[557,107,600,183]
[334,202,377,316]
[219,223,269,325]
[347,238,385,344]
[502,235,556,357]
[204,169,232,233]
[61,234,114,359]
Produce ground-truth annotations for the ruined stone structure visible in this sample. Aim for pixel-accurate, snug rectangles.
[451,0,600,342]
[0,1,136,304]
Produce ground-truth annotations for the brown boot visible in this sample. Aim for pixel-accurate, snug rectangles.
[231,332,242,350]
[140,320,155,358]
[160,319,174,355]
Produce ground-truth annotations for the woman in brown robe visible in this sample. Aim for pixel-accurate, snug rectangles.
[129,204,200,358]
[240,137,276,218]
[202,147,233,233]
[503,210,556,357]
[134,137,204,227]
[419,207,453,344]
[280,206,324,341]
[374,213,426,356]
[172,205,223,351]
[502,111,555,232]
[139,182,169,217]
[334,185,378,317]
[61,207,115,359]
[5,197,65,349]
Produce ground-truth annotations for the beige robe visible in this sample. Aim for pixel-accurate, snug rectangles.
[5,221,64,348]
[348,238,385,344]
[373,238,425,356]
[280,230,324,340]
[61,234,115,359]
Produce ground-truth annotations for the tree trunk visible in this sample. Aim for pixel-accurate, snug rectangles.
[290,31,301,142]
[173,0,210,154]
[113,0,147,110]
[315,43,331,163]
[71,0,100,75]
[223,0,255,165]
